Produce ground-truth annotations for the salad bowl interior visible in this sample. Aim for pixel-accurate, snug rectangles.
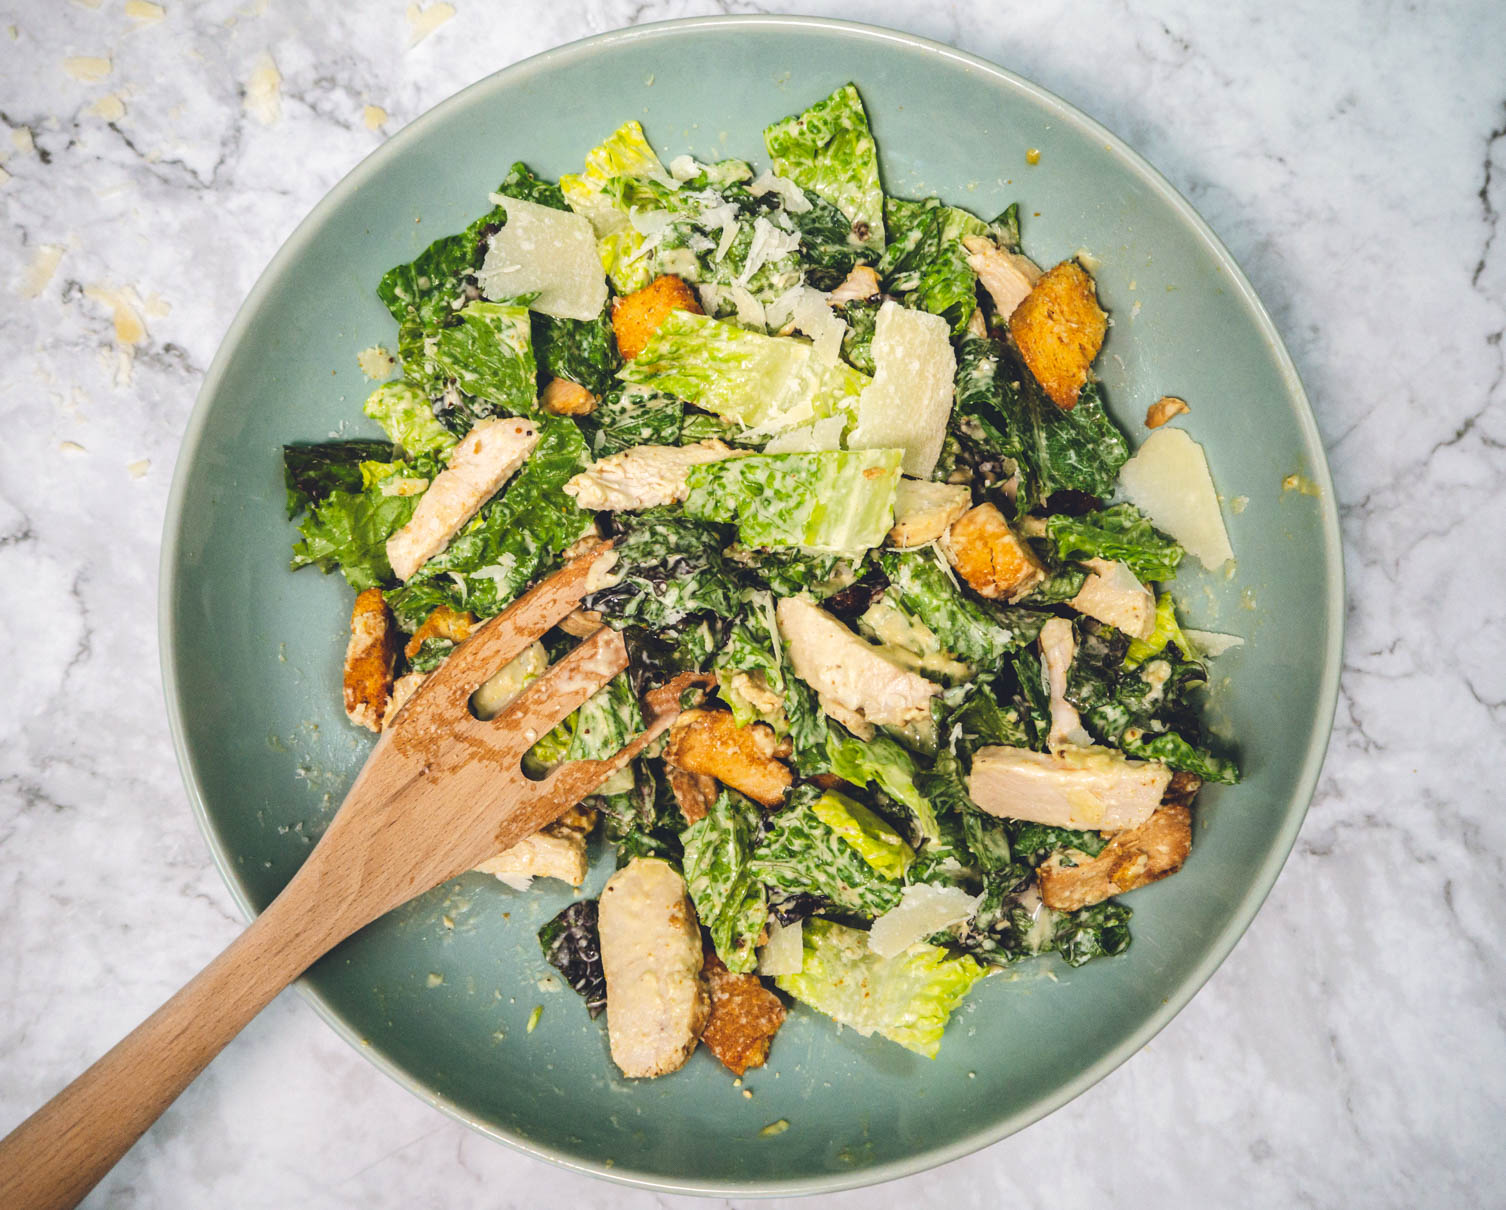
[161,16,1342,1195]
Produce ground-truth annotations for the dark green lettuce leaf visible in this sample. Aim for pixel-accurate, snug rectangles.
[1046,503,1184,582]
[1052,901,1133,966]
[538,899,606,1017]
[282,440,394,517]
[749,786,903,918]
[878,547,1045,666]
[682,790,768,974]
[835,296,879,374]
[498,161,567,211]
[584,386,682,456]
[585,510,742,630]
[377,198,504,329]
[879,196,988,333]
[533,303,620,397]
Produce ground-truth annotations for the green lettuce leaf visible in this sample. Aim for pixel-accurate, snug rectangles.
[681,790,768,974]
[835,297,880,374]
[533,302,620,396]
[810,789,914,878]
[376,197,504,329]
[1047,503,1184,582]
[1124,591,1199,667]
[713,592,789,730]
[682,449,901,553]
[362,381,456,458]
[289,482,418,591]
[527,671,642,777]
[283,440,394,517]
[823,725,939,843]
[879,197,988,332]
[560,120,670,292]
[750,787,903,918]
[618,309,868,438]
[583,385,683,456]
[384,417,591,628]
[583,509,742,629]
[775,919,987,1058]
[429,300,537,417]
[878,547,1046,666]
[498,161,567,211]
[764,83,885,252]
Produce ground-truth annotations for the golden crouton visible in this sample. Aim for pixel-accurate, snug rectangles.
[1009,259,1107,410]
[540,377,597,416]
[1145,395,1190,429]
[941,503,1046,601]
[1038,804,1192,911]
[612,274,702,360]
[343,588,400,732]
[404,604,477,660]
[700,951,785,1076]
[666,765,718,825]
[663,708,792,808]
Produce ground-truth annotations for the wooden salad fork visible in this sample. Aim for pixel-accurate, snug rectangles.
[0,545,684,1210]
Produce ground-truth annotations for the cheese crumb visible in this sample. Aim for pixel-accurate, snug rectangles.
[405,1,455,46]
[363,104,388,131]
[0,166,9,188]
[59,441,86,455]
[244,53,281,125]
[356,345,397,380]
[125,0,166,22]
[759,1119,790,1137]
[12,127,34,154]
[1026,147,1041,165]
[425,971,444,987]
[87,94,126,121]
[21,244,64,295]
[127,458,150,478]
[83,283,147,345]
[63,56,112,83]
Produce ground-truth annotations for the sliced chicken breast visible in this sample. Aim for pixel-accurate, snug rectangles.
[968,744,1172,833]
[1039,618,1091,751]
[887,479,973,548]
[1069,558,1156,639]
[563,439,748,511]
[386,417,539,582]
[962,234,1042,321]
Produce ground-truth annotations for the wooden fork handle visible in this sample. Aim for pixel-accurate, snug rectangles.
[0,887,344,1210]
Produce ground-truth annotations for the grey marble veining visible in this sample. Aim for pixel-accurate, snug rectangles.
[2,1,1503,1206]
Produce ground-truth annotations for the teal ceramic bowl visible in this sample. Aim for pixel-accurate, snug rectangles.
[160,15,1342,1195]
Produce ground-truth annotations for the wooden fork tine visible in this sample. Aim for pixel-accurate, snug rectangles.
[523,710,681,821]
[394,543,613,724]
[483,626,630,754]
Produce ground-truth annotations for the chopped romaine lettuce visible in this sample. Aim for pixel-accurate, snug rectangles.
[362,381,456,458]
[823,725,940,843]
[764,84,885,253]
[582,385,682,456]
[618,309,868,438]
[538,899,606,1017]
[283,440,395,517]
[376,197,504,329]
[879,197,989,333]
[878,548,1045,665]
[681,790,768,974]
[809,789,914,878]
[682,449,901,554]
[1047,503,1184,582]
[583,509,742,629]
[775,919,987,1058]
[713,592,790,730]
[560,120,670,291]
[429,300,537,417]
[1124,591,1199,667]
[497,161,568,211]
[532,304,620,396]
[750,787,903,917]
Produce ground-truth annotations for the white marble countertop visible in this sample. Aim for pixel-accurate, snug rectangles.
[2,1,1503,1205]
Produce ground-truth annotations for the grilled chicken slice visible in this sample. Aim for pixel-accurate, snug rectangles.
[1038,804,1192,910]
[962,234,1042,321]
[941,503,1045,601]
[563,440,748,511]
[666,765,719,825]
[828,264,881,303]
[599,858,709,1078]
[1039,618,1091,751]
[887,479,973,548]
[386,417,539,581]
[968,744,1172,833]
[475,804,597,890]
[776,596,940,739]
[1068,558,1156,639]
[343,589,400,731]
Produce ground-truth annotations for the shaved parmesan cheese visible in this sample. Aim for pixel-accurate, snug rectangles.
[404,1,454,46]
[478,195,607,321]
[1184,628,1245,657]
[63,56,112,83]
[763,413,846,453]
[849,301,956,477]
[1117,428,1234,569]
[766,286,847,364]
[243,53,281,125]
[737,216,800,287]
[748,171,813,213]
[868,884,983,958]
[758,918,804,977]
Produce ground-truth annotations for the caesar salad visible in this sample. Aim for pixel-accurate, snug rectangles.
[282,83,1239,1079]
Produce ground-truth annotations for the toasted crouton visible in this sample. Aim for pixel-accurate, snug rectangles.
[343,589,400,731]
[1009,259,1107,410]
[404,604,477,661]
[541,377,597,416]
[612,274,703,360]
[941,503,1046,601]
[663,708,792,807]
[666,765,718,825]
[1145,395,1190,429]
[1038,804,1192,911]
[700,951,786,1076]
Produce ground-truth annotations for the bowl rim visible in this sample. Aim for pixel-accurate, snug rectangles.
[158,12,1345,1196]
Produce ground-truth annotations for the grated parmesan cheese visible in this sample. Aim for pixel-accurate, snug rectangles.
[849,300,956,477]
